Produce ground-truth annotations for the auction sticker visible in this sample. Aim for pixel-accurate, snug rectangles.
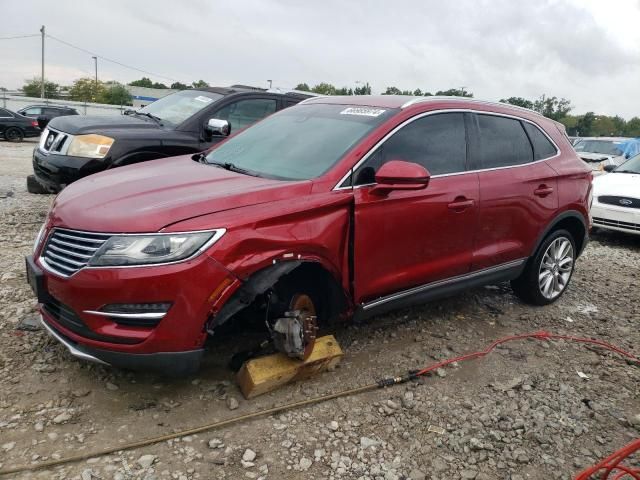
[195,96,214,103]
[340,107,386,117]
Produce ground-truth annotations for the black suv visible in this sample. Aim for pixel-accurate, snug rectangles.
[30,86,313,193]
[0,108,40,142]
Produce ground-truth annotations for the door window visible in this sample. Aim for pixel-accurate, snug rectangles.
[474,114,533,169]
[352,112,467,185]
[23,107,42,115]
[214,98,277,133]
[522,122,558,160]
[43,108,62,116]
[0,108,13,118]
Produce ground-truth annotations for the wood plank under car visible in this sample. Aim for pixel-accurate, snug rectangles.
[237,335,343,399]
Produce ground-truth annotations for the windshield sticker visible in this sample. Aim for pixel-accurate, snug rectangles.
[194,96,213,103]
[340,107,386,117]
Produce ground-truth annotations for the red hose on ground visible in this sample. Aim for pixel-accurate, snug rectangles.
[411,330,639,480]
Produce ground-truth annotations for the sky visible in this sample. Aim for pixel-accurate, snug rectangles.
[1,0,639,118]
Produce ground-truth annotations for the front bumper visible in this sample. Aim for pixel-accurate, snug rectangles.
[32,147,108,192]
[592,202,640,235]
[27,249,239,373]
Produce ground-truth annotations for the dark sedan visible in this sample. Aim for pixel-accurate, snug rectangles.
[0,108,40,142]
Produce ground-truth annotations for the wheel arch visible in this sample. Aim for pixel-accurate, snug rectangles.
[531,210,588,258]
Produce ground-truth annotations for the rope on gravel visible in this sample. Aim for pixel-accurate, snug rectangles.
[0,330,637,477]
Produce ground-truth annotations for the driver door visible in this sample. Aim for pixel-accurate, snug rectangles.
[351,112,479,304]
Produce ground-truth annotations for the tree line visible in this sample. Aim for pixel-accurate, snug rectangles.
[16,77,640,136]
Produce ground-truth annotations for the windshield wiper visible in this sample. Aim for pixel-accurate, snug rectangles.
[210,161,261,177]
[128,110,163,125]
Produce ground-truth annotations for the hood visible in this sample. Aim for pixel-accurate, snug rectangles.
[49,114,159,135]
[49,156,312,232]
[593,172,640,198]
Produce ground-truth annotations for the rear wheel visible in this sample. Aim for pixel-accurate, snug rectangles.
[4,127,24,142]
[511,229,576,306]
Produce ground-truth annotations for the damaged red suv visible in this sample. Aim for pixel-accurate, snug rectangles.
[26,96,591,374]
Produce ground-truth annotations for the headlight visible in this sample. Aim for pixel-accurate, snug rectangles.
[88,230,225,267]
[67,134,114,159]
[33,224,46,253]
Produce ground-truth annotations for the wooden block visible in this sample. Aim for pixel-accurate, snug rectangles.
[237,335,343,399]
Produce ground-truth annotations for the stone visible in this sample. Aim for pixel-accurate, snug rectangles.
[227,396,239,410]
[436,368,447,378]
[106,382,119,391]
[299,457,313,471]
[242,449,257,462]
[360,437,379,449]
[81,469,93,480]
[2,441,16,452]
[409,469,426,480]
[208,438,223,449]
[328,420,339,431]
[136,454,156,469]
[52,412,71,424]
[461,469,478,479]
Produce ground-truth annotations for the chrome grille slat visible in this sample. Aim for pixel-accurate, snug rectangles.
[41,228,113,277]
[47,243,93,259]
[50,237,103,251]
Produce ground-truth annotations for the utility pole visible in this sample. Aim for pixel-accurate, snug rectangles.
[267,79,272,89]
[92,56,98,101]
[40,25,45,99]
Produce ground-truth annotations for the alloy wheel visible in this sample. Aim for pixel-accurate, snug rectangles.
[538,236,574,300]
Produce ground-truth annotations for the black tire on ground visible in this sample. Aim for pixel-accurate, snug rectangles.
[511,229,576,306]
[4,127,24,142]
[26,175,50,194]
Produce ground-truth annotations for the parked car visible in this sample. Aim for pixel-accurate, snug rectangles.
[591,153,640,235]
[0,107,40,142]
[29,86,313,193]
[573,137,637,174]
[18,104,79,129]
[26,96,592,374]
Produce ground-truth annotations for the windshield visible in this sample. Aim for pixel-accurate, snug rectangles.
[574,139,624,156]
[614,153,640,173]
[205,104,396,180]
[138,90,222,126]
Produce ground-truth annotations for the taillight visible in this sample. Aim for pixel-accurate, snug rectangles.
[31,120,39,127]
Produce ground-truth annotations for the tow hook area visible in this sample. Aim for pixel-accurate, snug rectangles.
[272,309,318,360]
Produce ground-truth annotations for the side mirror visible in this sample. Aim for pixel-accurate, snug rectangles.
[603,164,616,173]
[370,160,431,196]
[205,118,231,137]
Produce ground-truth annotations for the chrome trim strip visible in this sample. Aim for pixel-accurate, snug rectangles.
[47,243,93,259]
[333,108,561,191]
[400,96,538,116]
[46,250,85,266]
[54,231,109,243]
[50,237,102,251]
[41,257,76,273]
[40,315,110,365]
[83,310,167,320]
[362,258,527,311]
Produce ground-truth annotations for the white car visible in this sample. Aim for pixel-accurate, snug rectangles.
[591,154,640,235]
[574,137,640,175]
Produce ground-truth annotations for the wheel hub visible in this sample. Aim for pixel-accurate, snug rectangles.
[271,294,318,360]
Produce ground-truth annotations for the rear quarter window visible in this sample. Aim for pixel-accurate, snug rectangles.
[475,114,533,169]
[523,122,558,160]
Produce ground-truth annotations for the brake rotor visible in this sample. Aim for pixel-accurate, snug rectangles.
[289,293,318,360]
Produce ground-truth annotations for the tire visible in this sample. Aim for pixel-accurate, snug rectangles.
[26,175,50,194]
[511,229,576,306]
[4,127,24,143]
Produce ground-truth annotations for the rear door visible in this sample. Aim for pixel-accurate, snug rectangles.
[469,113,559,270]
[351,112,479,303]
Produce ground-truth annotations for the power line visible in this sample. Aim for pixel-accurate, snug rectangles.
[45,33,182,83]
[0,34,39,40]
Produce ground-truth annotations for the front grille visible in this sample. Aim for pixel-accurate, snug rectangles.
[598,195,640,209]
[593,217,640,232]
[39,127,71,154]
[41,228,111,277]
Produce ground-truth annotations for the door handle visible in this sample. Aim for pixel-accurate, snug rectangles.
[447,198,475,211]
[534,185,554,197]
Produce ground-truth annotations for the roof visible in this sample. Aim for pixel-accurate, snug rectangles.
[195,86,314,99]
[300,95,546,118]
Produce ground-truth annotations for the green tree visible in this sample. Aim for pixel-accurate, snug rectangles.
[575,112,596,137]
[100,82,132,105]
[170,82,189,90]
[152,82,168,89]
[69,77,106,102]
[592,115,617,137]
[295,83,310,92]
[354,82,372,95]
[624,117,640,137]
[500,97,534,109]
[128,77,154,88]
[311,83,337,95]
[191,79,209,88]
[435,88,473,97]
[533,95,572,121]
[334,87,353,95]
[383,86,402,95]
[21,78,60,98]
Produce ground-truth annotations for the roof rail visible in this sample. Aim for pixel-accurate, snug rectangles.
[229,84,267,91]
[266,87,321,97]
[401,96,540,115]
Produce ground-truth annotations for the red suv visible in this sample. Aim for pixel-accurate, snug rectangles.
[26,96,592,374]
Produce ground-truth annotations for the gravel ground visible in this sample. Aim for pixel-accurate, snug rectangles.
[0,139,638,480]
